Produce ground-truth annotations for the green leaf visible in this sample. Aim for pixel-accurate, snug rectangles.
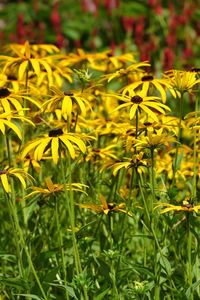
[15,294,43,300]
[48,282,78,299]
[95,288,110,300]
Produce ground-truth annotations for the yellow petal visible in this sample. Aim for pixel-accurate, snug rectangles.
[66,135,86,153]
[3,119,22,140]
[51,137,59,164]
[30,59,40,77]
[1,174,10,193]
[18,60,29,81]
[60,137,75,159]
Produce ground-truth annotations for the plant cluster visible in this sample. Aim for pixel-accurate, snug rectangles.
[0,41,200,299]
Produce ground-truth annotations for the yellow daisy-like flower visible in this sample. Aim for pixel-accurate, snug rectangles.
[100,61,150,83]
[85,144,118,163]
[0,167,33,193]
[43,86,91,118]
[122,73,172,103]
[0,41,53,84]
[112,152,149,176]
[0,87,41,114]
[113,89,170,121]
[26,177,88,199]
[155,199,200,214]
[21,128,86,164]
[134,128,176,150]
[78,194,132,216]
[165,69,200,95]
[0,111,34,140]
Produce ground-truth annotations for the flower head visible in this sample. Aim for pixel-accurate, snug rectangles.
[0,167,33,193]
[113,89,170,121]
[78,194,132,216]
[21,129,87,164]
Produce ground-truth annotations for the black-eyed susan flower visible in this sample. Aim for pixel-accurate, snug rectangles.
[121,73,172,102]
[0,87,41,114]
[0,41,54,84]
[78,194,132,216]
[100,61,150,83]
[113,89,170,122]
[165,69,200,95]
[0,111,34,140]
[0,167,33,193]
[85,144,118,163]
[155,199,200,214]
[21,128,86,164]
[134,128,176,150]
[26,177,88,199]
[112,152,149,176]
[43,86,91,118]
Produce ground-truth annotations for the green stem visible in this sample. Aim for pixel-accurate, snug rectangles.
[192,94,198,200]
[150,147,156,212]
[172,93,183,186]
[187,215,193,300]
[7,190,48,300]
[55,200,69,300]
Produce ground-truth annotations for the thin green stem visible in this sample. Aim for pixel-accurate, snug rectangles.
[187,215,193,300]
[192,94,199,200]
[55,200,69,300]
[172,93,183,186]
[7,190,48,300]
[150,147,156,212]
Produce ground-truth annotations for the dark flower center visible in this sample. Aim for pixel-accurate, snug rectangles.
[107,203,115,209]
[64,92,74,96]
[190,68,200,73]
[142,75,154,81]
[0,170,7,175]
[7,75,17,81]
[181,204,193,209]
[49,128,64,137]
[107,53,113,57]
[0,88,11,98]
[144,122,153,126]
[131,95,143,104]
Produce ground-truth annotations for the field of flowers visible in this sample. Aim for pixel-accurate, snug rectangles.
[0,41,200,300]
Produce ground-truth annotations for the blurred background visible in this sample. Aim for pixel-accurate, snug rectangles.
[0,0,199,70]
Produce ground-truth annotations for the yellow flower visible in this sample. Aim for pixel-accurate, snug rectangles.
[101,61,150,83]
[0,111,34,140]
[0,87,41,114]
[113,89,170,121]
[78,194,132,216]
[155,199,200,214]
[5,42,60,57]
[0,41,53,84]
[26,177,87,199]
[43,86,91,118]
[0,167,33,193]
[22,153,41,173]
[134,129,176,150]
[165,69,200,95]
[112,152,149,176]
[21,128,86,164]
[85,144,118,163]
[122,73,171,102]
